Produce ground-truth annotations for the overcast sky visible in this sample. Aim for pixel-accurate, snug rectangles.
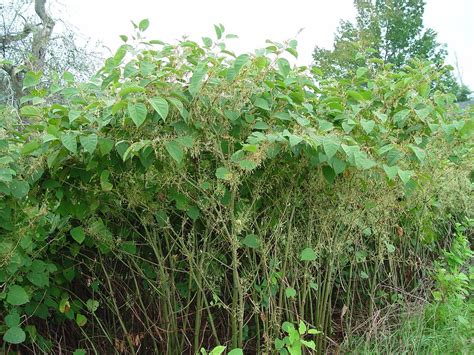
[58,0,473,91]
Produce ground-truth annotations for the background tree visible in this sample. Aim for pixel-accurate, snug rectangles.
[0,0,101,105]
[313,0,471,101]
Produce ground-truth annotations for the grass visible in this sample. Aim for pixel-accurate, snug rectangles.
[345,298,473,354]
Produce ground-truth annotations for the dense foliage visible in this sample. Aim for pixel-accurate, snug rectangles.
[0,23,472,354]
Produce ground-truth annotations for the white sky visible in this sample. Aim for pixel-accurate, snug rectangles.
[57,0,473,91]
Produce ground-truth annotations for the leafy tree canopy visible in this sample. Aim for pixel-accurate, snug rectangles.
[313,0,471,101]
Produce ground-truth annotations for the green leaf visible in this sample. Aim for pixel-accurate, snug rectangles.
[295,115,310,126]
[7,285,29,305]
[138,18,150,31]
[393,109,410,126]
[255,97,271,111]
[215,167,232,180]
[3,327,26,344]
[202,37,213,47]
[61,133,77,154]
[168,98,188,120]
[68,110,81,123]
[398,169,413,184]
[301,340,316,350]
[228,349,243,355]
[186,206,200,221]
[5,312,20,328]
[115,141,130,160]
[210,345,226,355]
[282,321,295,332]
[382,164,398,180]
[253,120,270,130]
[59,299,71,313]
[189,61,208,97]
[149,97,169,121]
[80,134,98,154]
[214,24,223,39]
[27,270,49,287]
[300,247,316,261]
[242,144,258,152]
[112,45,128,66]
[385,242,396,253]
[331,158,346,175]
[21,140,41,155]
[409,145,426,163]
[374,111,388,123]
[231,150,245,162]
[99,137,114,155]
[86,299,99,313]
[354,153,376,170]
[100,170,113,191]
[0,168,14,182]
[76,313,87,327]
[242,234,259,249]
[322,137,339,160]
[63,71,75,83]
[177,135,194,148]
[285,47,298,58]
[165,140,184,163]
[322,165,336,184]
[285,287,297,298]
[298,321,307,335]
[289,134,303,147]
[238,159,257,171]
[275,338,285,350]
[356,67,368,78]
[318,119,334,132]
[276,58,291,78]
[227,54,250,81]
[20,105,41,117]
[360,119,375,134]
[128,102,148,127]
[347,90,364,101]
[415,107,431,120]
[71,226,85,244]
[10,180,30,199]
[386,148,403,166]
[23,71,41,89]
[119,85,145,97]
[121,241,136,254]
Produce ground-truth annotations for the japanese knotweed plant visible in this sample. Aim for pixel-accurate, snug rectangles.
[0,21,472,353]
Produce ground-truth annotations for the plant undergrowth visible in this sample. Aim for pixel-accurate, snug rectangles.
[343,219,473,354]
[0,22,472,354]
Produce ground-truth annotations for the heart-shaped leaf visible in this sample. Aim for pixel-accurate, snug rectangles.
[149,97,169,121]
[128,102,147,127]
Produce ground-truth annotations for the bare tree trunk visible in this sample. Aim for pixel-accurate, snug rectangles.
[32,0,55,70]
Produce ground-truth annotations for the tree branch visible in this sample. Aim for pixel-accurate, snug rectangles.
[0,24,33,47]
[0,62,24,100]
